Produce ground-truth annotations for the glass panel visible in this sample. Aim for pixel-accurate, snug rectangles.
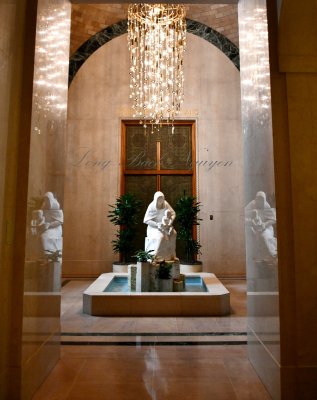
[239,0,280,397]
[160,125,192,170]
[126,125,157,170]
[22,0,71,397]
[125,175,157,254]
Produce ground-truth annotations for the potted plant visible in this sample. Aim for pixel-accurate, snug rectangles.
[156,260,173,292]
[133,249,154,292]
[175,194,203,273]
[108,193,142,272]
[133,249,154,263]
[45,249,62,262]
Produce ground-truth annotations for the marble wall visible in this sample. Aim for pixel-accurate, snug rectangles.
[64,32,245,277]
[238,0,280,399]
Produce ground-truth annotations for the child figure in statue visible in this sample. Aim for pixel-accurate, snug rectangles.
[250,210,263,235]
[245,191,277,260]
[161,209,173,240]
[31,210,47,235]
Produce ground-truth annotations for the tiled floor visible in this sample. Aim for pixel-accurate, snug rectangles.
[32,279,272,399]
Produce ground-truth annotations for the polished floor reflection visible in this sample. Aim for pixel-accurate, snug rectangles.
[32,279,272,399]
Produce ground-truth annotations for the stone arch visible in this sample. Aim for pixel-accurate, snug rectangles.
[69,18,240,85]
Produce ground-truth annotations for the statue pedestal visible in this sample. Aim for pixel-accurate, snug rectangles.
[171,260,180,279]
[128,264,137,291]
[128,262,151,292]
[150,263,159,292]
[24,260,61,292]
[136,262,150,292]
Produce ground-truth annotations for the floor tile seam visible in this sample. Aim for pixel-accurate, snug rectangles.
[63,357,87,400]
[62,337,247,346]
[248,328,281,367]
[60,341,248,346]
[60,334,249,342]
[224,366,272,398]
[222,359,241,400]
[70,376,235,384]
[61,332,248,336]
[60,334,248,339]
[223,362,273,395]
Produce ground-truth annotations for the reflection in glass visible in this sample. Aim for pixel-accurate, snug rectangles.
[245,191,277,261]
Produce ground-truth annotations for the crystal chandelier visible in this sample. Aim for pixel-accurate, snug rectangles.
[128,4,186,131]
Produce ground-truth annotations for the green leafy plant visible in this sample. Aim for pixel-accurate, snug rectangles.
[175,194,202,263]
[156,260,173,280]
[133,249,154,262]
[108,193,142,263]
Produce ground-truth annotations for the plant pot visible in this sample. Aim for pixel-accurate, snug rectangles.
[158,278,173,292]
[173,279,184,292]
[180,261,203,273]
[179,274,186,290]
[112,262,129,273]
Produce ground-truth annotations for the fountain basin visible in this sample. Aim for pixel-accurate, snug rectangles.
[83,272,230,316]
[105,275,208,293]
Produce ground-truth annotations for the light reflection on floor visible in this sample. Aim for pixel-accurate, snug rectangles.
[32,279,272,400]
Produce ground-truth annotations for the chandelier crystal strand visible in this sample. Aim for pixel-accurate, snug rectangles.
[128,4,186,132]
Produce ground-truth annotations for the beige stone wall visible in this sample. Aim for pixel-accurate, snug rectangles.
[64,33,245,278]
[70,4,239,55]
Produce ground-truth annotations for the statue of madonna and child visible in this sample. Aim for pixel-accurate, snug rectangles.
[30,192,63,258]
[143,191,177,262]
[141,191,179,291]
[245,191,277,262]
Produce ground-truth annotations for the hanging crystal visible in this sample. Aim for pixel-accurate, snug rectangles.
[128,4,186,130]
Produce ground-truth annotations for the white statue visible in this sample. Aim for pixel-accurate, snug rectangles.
[144,191,177,260]
[245,191,277,260]
[31,192,63,256]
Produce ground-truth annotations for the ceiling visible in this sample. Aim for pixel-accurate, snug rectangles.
[70,3,239,54]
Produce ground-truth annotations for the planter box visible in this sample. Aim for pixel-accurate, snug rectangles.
[113,262,129,273]
[180,262,203,273]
